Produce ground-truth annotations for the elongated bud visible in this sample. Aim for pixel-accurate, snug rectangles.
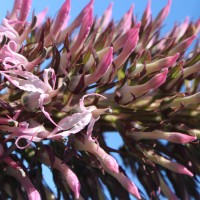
[113,172,141,199]
[39,150,81,199]
[74,136,119,173]
[144,150,193,176]
[70,5,93,55]
[115,4,134,36]
[175,17,189,42]
[116,69,168,105]
[7,0,22,20]
[126,130,197,144]
[131,53,179,76]
[114,23,140,69]
[152,0,171,29]
[99,2,113,30]
[141,0,151,25]
[5,158,41,200]
[74,136,141,199]
[18,0,32,22]
[85,47,113,85]
[169,35,196,55]
[60,0,94,39]
[161,92,200,110]
[52,0,70,36]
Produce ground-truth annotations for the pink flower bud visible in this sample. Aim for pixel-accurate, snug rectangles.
[169,35,196,55]
[7,0,22,20]
[40,151,81,199]
[113,24,140,69]
[116,69,168,105]
[132,53,179,76]
[52,0,70,36]
[152,0,171,29]
[141,0,151,25]
[127,130,197,144]
[113,172,141,199]
[5,158,41,200]
[145,150,193,177]
[115,4,134,36]
[70,4,93,55]
[85,47,113,85]
[18,0,32,22]
[99,2,113,30]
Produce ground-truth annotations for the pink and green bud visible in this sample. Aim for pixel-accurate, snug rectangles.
[131,53,179,77]
[116,69,168,105]
[74,136,141,199]
[126,130,197,144]
[161,92,200,110]
[144,150,193,176]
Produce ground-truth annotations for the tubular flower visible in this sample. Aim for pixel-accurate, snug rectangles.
[0,0,199,199]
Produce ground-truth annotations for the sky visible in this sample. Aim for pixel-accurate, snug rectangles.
[1,0,200,199]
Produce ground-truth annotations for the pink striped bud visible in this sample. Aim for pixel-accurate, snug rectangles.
[52,0,70,36]
[99,2,113,30]
[85,47,113,85]
[141,0,151,25]
[7,0,22,20]
[5,158,41,200]
[70,5,93,55]
[115,4,134,36]
[18,0,32,22]
[116,69,168,105]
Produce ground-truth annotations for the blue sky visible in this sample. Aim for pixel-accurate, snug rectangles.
[1,0,199,199]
